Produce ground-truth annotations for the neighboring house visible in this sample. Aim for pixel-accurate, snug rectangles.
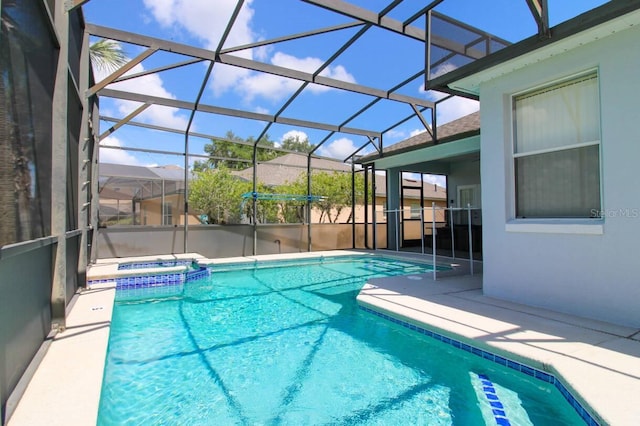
[99,163,201,226]
[100,157,446,228]
[361,3,640,327]
[232,153,447,228]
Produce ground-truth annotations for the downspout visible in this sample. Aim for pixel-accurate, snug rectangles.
[351,161,355,249]
[372,162,377,250]
[307,154,312,252]
[252,144,258,255]
[161,178,165,224]
[364,165,369,249]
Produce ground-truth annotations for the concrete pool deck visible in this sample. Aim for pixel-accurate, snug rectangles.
[7,250,640,425]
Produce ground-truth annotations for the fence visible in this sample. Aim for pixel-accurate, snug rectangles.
[95,222,388,259]
[384,204,482,280]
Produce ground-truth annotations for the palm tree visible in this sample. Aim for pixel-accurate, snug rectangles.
[89,38,127,73]
[1,0,35,246]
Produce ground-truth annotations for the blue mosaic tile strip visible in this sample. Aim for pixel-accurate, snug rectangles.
[118,260,195,270]
[85,278,117,285]
[359,305,600,426]
[87,266,211,289]
[116,273,185,289]
[186,266,208,281]
[476,373,511,426]
[206,255,448,274]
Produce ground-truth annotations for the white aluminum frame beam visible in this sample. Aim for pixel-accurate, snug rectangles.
[100,88,381,138]
[85,24,435,108]
[301,0,487,59]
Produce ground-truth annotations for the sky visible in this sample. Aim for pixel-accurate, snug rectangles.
[83,0,609,182]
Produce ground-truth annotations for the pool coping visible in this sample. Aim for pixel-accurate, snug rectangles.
[8,250,640,425]
[356,271,640,426]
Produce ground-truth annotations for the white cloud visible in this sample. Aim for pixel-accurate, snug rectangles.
[436,96,479,125]
[143,0,256,96]
[270,52,356,95]
[384,129,407,140]
[233,52,357,103]
[423,174,447,187]
[417,66,479,125]
[95,57,189,130]
[141,1,356,103]
[142,0,255,51]
[254,44,272,62]
[208,64,251,98]
[404,172,446,188]
[428,62,459,80]
[99,135,140,165]
[281,130,309,142]
[238,72,303,102]
[409,128,427,137]
[317,137,359,159]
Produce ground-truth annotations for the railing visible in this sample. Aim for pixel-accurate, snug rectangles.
[384,204,482,280]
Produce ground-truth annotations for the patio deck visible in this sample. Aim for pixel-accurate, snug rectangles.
[358,262,640,426]
[6,251,640,425]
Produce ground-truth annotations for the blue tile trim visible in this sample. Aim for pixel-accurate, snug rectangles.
[87,267,210,289]
[206,254,449,274]
[359,305,600,426]
[117,260,195,270]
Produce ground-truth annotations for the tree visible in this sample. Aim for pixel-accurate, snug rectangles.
[1,2,47,245]
[193,131,279,172]
[276,180,308,223]
[281,134,315,152]
[89,38,127,73]
[188,165,279,224]
[189,166,249,224]
[281,170,367,223]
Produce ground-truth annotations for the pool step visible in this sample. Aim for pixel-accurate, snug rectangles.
[471,372,533,426]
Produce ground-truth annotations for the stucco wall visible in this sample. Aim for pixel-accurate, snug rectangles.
[96,224,387,258]
[480,24,640,327]
[448,159,481,208]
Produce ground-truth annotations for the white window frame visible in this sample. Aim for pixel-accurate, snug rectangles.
[506,69,604,235]
[457,184,481,208]
[162,202,173,225]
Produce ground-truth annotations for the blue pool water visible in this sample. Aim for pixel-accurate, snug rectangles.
[98,256,586,425]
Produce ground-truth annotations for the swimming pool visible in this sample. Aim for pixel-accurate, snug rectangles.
[98,255,586,425]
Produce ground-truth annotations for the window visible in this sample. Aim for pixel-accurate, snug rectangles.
[513,71,601,218]
[162,202,173,225]
[410,204,421,219]
[458,185,480,208]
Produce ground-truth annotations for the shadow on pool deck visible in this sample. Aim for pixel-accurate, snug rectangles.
[357,269,640,426]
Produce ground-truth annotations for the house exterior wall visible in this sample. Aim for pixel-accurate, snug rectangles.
[139,194,200,225]
[480,24,640,327]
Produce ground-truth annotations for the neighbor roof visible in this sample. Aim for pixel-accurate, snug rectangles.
[99,163,186,181]
[232,153,351,187]
[231,153,446,199]
[357,111,480,164]
[375,175,446,200]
